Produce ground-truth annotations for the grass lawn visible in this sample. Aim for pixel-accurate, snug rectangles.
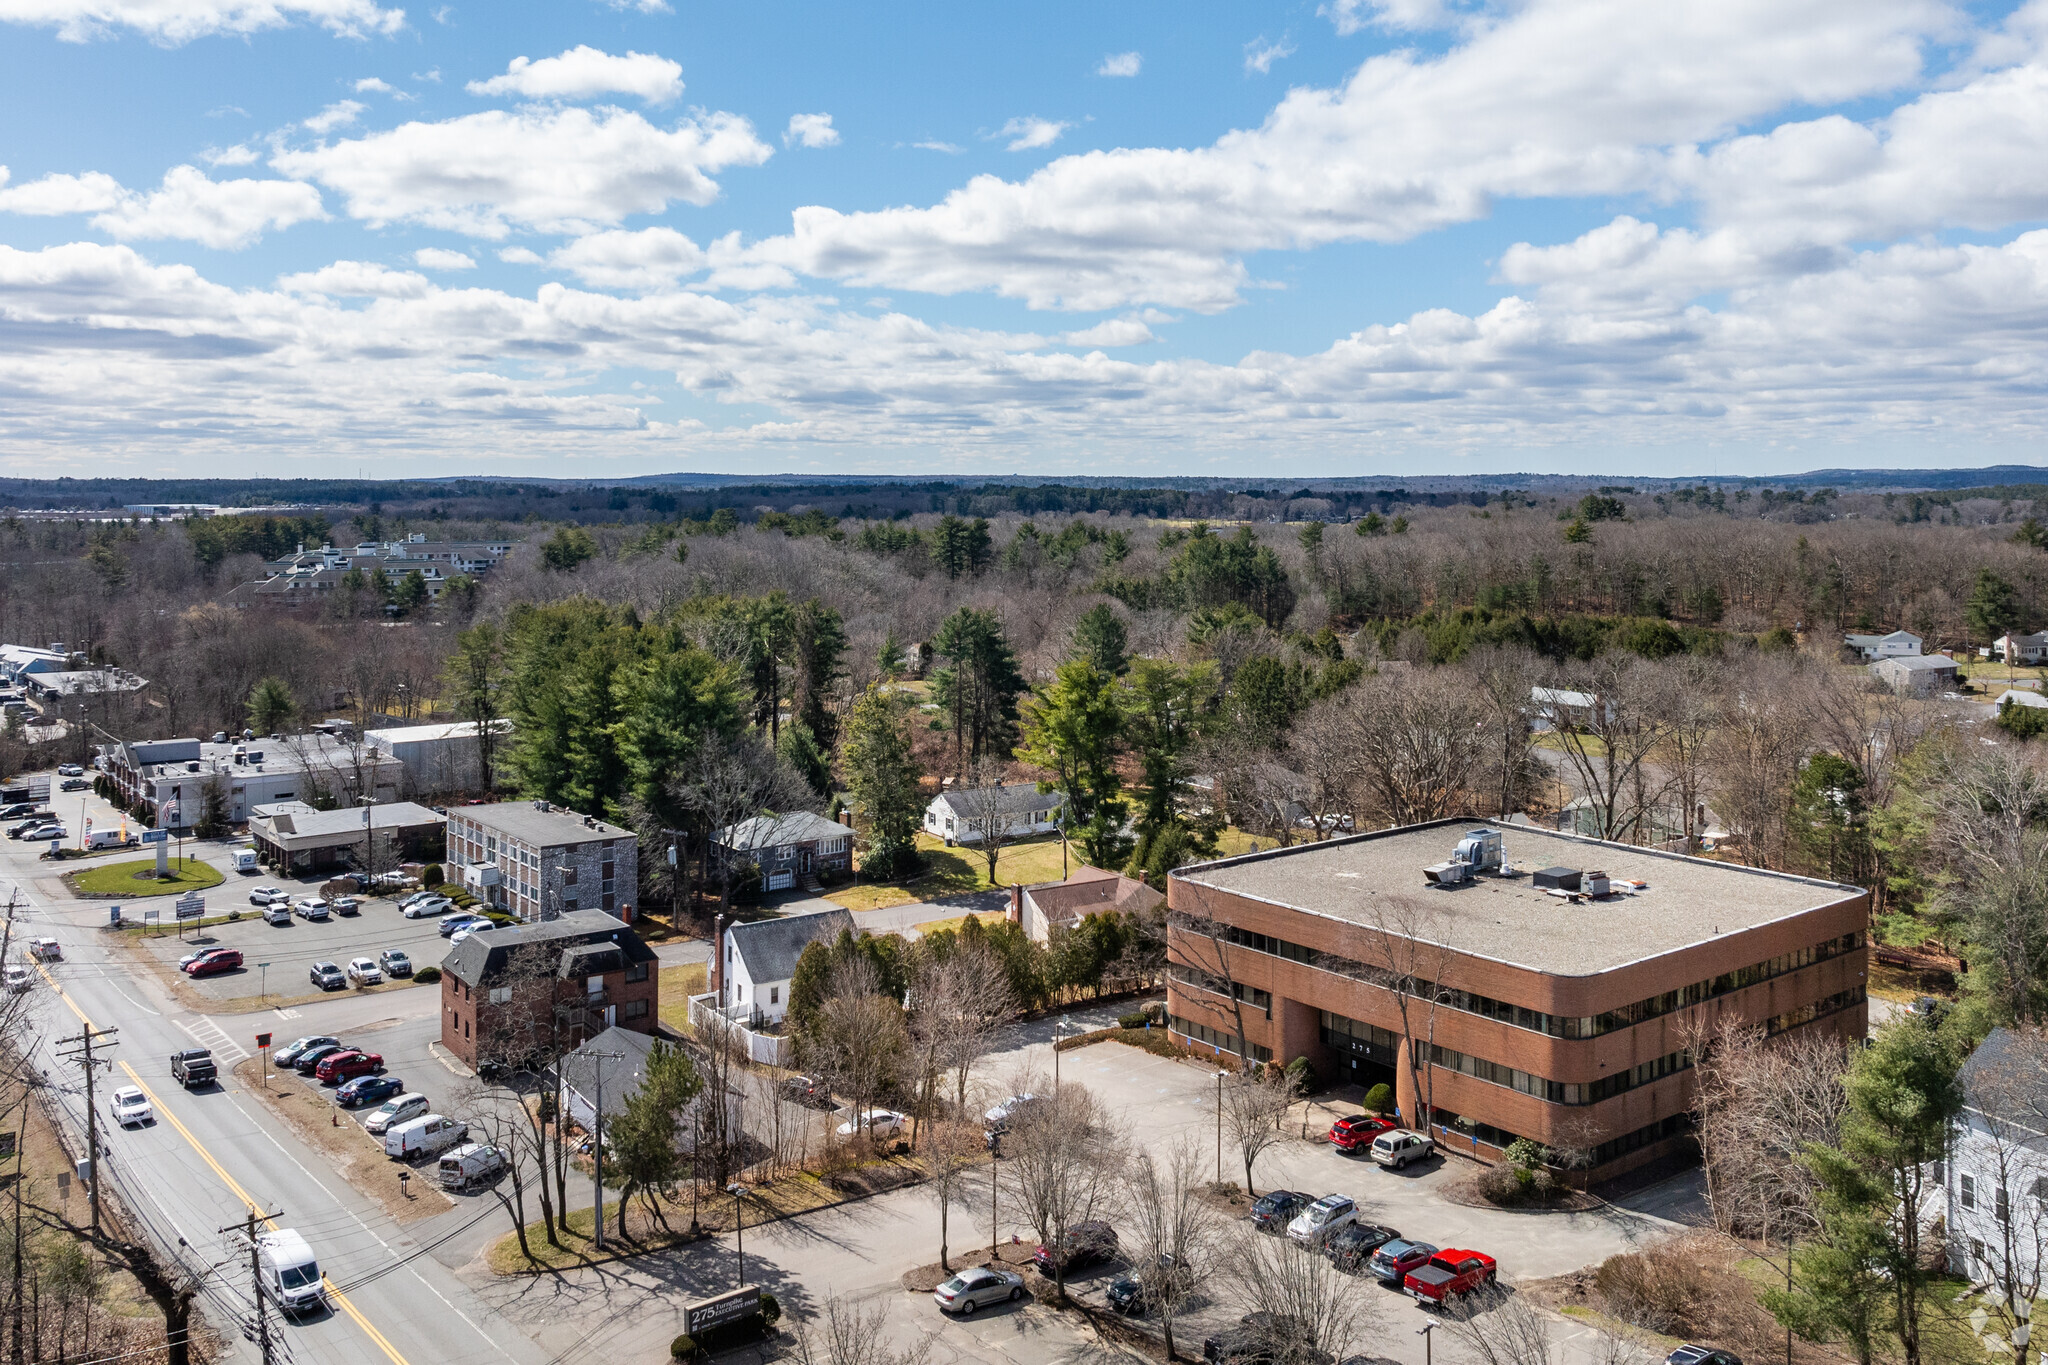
[828,832,1077,911]
[67,856,224,897]
[658,961,708,1033]
[910,911,1009,937]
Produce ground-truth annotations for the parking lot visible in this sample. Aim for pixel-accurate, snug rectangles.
[131,879,463,1005]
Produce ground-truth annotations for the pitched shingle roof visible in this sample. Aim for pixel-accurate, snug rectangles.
[559,1026,661,1118]
[716,810,847,852]
[443,909,655,987]
[928,785,1064,821]
[728,907,856,984]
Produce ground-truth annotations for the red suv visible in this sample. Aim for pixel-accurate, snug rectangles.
[314,1050,384,1084]
[1329,1115,1395,1152]
[184,949,243,977]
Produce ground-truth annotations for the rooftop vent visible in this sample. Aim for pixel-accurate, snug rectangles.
[1584,870,1611,897]
[1532,866,1581,892]
[534,800,551,813]
[1424,827,1503,887]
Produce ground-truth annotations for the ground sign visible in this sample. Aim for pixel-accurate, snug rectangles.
[174,894,205,920]
[683,1286,760,1337]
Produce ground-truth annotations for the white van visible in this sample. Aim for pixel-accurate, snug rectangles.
[83,829,134,852]
[382,1113,468,1161]
[232,849,259,874]
[437,1142,507,1191]
[255,1229,325,1316]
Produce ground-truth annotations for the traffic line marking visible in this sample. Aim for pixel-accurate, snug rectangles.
[33,956,414,1365]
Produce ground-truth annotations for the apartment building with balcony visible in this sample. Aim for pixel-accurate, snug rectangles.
[445,800,638,922]
[1166,818,1868,1182]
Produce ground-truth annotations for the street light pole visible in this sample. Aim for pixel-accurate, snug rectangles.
[726,1183,748,1285]
[587,1049,624,1250]
[1215,1070,1228,1187]
[988,1147,1001,1263]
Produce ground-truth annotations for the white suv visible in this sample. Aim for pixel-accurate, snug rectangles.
[1371,1130,1436,1170]
[345,958,383,987]
[249,886,288,906]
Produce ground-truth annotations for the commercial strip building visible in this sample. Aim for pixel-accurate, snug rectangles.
[1166,819,1868,1182]
[247,799,445,875]
[100,734,403,828]
[361,719,508,798]
[439,911,658,1068]
[444,800,639,922]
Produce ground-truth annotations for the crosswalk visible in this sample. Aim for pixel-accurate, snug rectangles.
[176,1014,250,1064]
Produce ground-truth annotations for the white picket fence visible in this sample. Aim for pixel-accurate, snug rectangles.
[688,993,790,1066]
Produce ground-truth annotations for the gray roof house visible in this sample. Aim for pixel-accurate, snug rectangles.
[718,907,856,1026]
[922,783,1064,844]
[558,1026,742,1151]
[713,811,853,892]
[1870,653,1959,695]
[1935,1028,2048,1285]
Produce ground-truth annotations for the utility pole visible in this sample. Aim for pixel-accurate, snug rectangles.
[586,1049,624,1250]
[227,1209,280,1364]
[10,1104,26,1365]
[55,1025,117,1235]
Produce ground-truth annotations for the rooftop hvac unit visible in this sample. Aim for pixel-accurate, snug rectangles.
[1532,866,1581,891]
[1584,870,1610,897]
[1424,827,1504,886]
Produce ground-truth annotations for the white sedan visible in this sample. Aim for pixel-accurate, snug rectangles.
[402,896,454,919]
[836,1108,907,1139]
[345,957,383,987]
[3,963,31,993]
[109,1086,153,1127]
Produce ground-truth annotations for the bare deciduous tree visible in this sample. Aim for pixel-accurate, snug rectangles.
[671,730,818,914]
[906,941,1014,1139]
[789,1292,935,1365]
[918,1117,986,1274]
[1340,668,1492,829]
[1542,655,1673,843]
[1324,895,1460,1136]
[1222,1067,1295,1197]
[950,756,1022,885]
[1683,1015,1852,1242]
[1001,1081,1123,1303]
[1120,1136,1216,1362]
[1222,1223,1377,1365]
[803,955,909,1147]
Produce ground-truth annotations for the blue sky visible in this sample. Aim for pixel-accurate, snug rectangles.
[2,0,2047,479]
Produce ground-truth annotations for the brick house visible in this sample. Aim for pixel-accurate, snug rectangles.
[712,811,853,892]
[439,910,659,1070]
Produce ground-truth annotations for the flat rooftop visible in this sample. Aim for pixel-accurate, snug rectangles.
[453,800,630,849]
[1173,819,1864,977]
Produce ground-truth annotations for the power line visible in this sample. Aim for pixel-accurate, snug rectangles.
[51,1023,115,1235]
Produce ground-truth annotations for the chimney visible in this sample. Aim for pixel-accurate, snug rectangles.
[838,808,852,827]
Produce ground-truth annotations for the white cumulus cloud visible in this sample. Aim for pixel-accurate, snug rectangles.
[413,246,474,269]
[784,113,839,148]
[0,166,324,248]
[998,117,1067,151]
[304,100,364,133]
[498,246,543,264]
[466,45,683,104]
[1097,51,1141,77]
[354,76,393,93]
[278,259,432,296]
[202,144,260,166]
[0,0,403,44]
[547,226,704,289]
[270,104,772,237]
[1244,36,1295,74]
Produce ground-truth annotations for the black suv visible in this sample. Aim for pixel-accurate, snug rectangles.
[1248,1190,1311,1233]
[1204,1313,1331,1365]
[1031,1220,1119,1276]
[1106,1256,1192,1315]
[1324,1222,1401,1272]
[169,1049,216,1089]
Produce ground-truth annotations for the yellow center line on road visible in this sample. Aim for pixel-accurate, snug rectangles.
[34,958,414,1365]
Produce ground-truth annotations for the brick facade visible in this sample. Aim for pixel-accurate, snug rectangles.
[438,910,660,1070]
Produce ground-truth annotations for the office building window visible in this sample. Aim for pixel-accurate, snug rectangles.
[1962,1174,1977,1209]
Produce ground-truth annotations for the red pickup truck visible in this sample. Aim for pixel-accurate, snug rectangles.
[1405,1250,1497,1305]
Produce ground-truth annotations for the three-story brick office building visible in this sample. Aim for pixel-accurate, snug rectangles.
[445,800,638,922]
[1167,819,1868,1182]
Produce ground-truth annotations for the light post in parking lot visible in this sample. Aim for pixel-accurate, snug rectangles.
[727,1183,751,1285]
[1215,1070,1228,1186]
[357,794,375,888]
[586,1048,624,1251]
[1417,1319,1438,1365]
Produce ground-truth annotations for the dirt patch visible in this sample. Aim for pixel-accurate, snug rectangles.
[486,1153,933,1275]
[232,1057,453,1224]
[1195,1180,1251,1219]
[1438,1171,1604,1213]
[1519,1230,1831,1365]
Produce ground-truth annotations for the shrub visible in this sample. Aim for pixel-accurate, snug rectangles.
[1363,1083,1393,1115]
[1475,1163,1523,1205]
[422,863,444,886]
[1594,1243,1713,1336]
[759,1292,780,1324]
[1503,1137,1546,1170]
[1999,698,2048,740]
[669,1334,696,1360]
[414,966,441,984]
[1117,1011,1151,1029]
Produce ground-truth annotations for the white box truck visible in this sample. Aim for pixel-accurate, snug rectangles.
[382,1113,468,1161]
[256,1229,325,1316]
[232,849,259,873]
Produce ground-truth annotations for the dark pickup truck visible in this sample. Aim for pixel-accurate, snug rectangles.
[170,1048,216,1089]
[1406,1250,1497,1305]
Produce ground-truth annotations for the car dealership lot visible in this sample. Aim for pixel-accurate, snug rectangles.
[130,884,456,1005]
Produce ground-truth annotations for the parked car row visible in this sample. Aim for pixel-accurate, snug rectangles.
[1247,1186,1496,1310]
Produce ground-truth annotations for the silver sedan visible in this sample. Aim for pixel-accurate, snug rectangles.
[933,1266,1025,1315]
